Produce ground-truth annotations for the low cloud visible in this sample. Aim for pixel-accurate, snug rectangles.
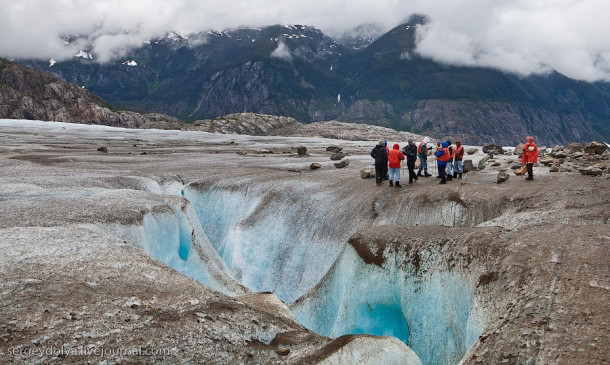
[0,0,608,82]
[270,41,292,61]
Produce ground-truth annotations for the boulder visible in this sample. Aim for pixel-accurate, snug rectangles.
[514,143,524,155]
[360,168,375,179]
[579,166,603,176]
[571,152,584,159]
[463,159,474,172]
[482,143,504,155]
[466,148,478,155]
[538,147,547,156]
[539,155,556,166]
[236,150,247,155]
[549,165,560,172]
[552,145,565,153]
[297,146,307,155]
[584,141,607,155]
[566,142,584,154]
[551,150,567,159]
[330,153,346,161]
[326,146,343,153]
[97,146,108,153]
[497,171,510,184]
[310,163,322,170]
[334,159,349,168]
[478,155,490,171]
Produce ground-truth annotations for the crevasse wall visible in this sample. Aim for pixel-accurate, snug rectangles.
[89,195,247,296]
[183,183,372,303]
[291,244,485,365]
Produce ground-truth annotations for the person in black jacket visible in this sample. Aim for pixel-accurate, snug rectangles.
[403,139,418,184]
[371,141,388,185]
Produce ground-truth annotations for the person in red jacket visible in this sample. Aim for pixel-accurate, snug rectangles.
[453,140,464,179]
[521,136,539,181]
[388,143,405,188]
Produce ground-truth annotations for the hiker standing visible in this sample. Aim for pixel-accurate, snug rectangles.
[371,140,389,185]
[446,140,455,181]
[416,137,432,177]
[388,143,405,188]
[453,140,464,179]
[435,141,450,184]
[521,136,539,181]
[382,140,390,180]
[434,141,442,177]
[403,139,418,184]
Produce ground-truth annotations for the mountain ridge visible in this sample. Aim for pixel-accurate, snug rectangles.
[13,19,610,145]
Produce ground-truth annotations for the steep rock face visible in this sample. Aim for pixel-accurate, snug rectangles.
[402,99,598,146]
[0,58,182,128]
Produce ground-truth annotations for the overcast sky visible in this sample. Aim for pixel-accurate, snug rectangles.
[1,0,609,82]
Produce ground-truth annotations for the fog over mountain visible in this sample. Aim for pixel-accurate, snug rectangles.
[1,0,609,82]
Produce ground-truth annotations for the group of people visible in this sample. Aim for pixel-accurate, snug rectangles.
[371,136,539,186]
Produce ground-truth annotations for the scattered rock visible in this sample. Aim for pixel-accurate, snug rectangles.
[330,153,346,161]
[360,168,375,179]
[334,159,349,168]
[236,150,247,155]
[539,155,556,166]
[466,148,478,155]
[276,348,290,356]
[296,146,307,155]
[492,162,501,167]
[514,143,524,155]
[497,171,510,184]
[584,141,607,155]
[552,145,565,153]
[478,155,490,171]
[551,149,567,159]
[326,146,343,153]
[549,165,560,172]
[483,143,504,155]
[566,142,584,154]
[579,166,603,176]
[463,160,474,172]
[310,163,322,170]
[572,152,584,159]
[97,146,108,153]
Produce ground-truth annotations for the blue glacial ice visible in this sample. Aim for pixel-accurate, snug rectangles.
[97,180,488,364]
[183,183,370,303]
[291,244,485,365]
[91,195,247,296]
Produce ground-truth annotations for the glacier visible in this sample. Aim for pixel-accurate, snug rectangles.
[3,120,606,364]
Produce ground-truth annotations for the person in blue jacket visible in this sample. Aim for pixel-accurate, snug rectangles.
[435,141,450,184]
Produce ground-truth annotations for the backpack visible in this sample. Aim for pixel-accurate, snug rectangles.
[417,142,425,154]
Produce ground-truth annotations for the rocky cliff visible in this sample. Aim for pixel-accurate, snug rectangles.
[0,58,182,129]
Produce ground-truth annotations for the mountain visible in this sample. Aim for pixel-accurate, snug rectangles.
[17,18,610,145]
[0,58,181,128]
